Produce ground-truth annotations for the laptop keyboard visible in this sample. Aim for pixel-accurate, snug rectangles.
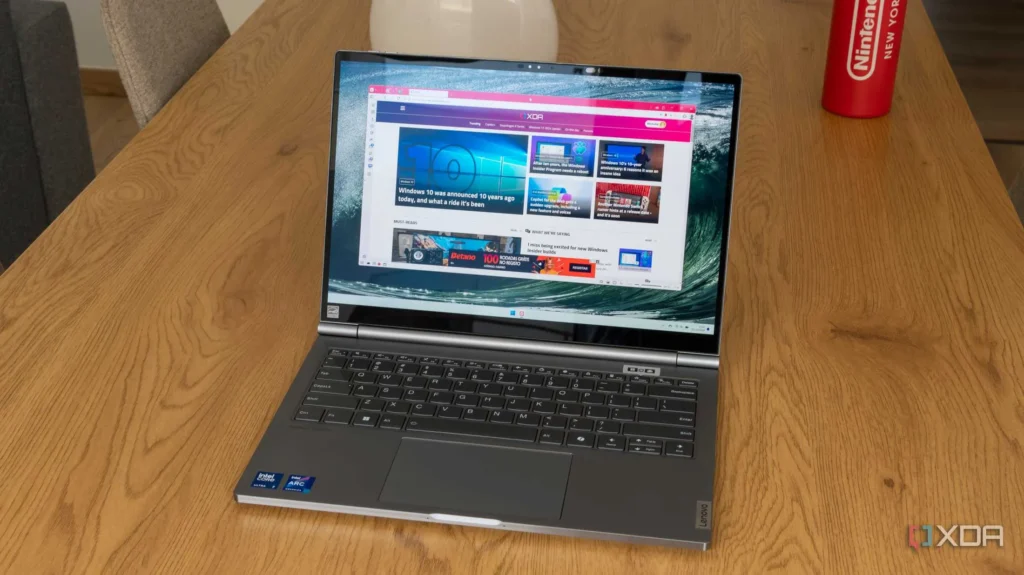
[293,349,697,458]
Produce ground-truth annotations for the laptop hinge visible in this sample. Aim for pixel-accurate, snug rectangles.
[675,353,719,370]
[322,323,680,365]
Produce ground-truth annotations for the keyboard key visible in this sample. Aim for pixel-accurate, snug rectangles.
[294,407,324,422]
[566,432,596,448]
[445,368,469,379]
[586,406,611,419]
[554,389,580,403]
[385,401,411,414]
[558,404,584,417]
[427,378,452,391]
[465,361,486,369]
[376,373,402,387]
[352,384,377,398]
[323,409,353,425]
[532,401,557,414]
[598,435,625,451]
[595,420,620,434]
[407,417,537,442]
[516,413,541,426]
[353,412,379,427]
[442,359,463,367]
[623,423,695,441]
[489,410,515,424]
[581,371,604,379]
[453,380,479,394]
[611,408,637,421]
[348,359,371,371]
[373,353,395,361]
[607,394,632,407]
[570,379,596,391]
[528,387,554,400]
[519,374,545,387]
[666,441,695,458]
[539,429,565,445]
[489,363,509,371]
[360,398,386,412]
[634,397,658,410]
[480,396,505,409]
[322,356,348,368]
[402,376,427,389]
[470,370,495,382]
[379,415,406,429]
[628,445,661,456]
[419,356,440,365]
[317,367,352,381]
[581,392,606,405]
[494,371,520,384]
[404,389,428,402]
[309,380,352,395]
[558,369,579,377]
[397,355,417,362]
[478,383,502,396]
[659,399,697,414]
[629,375,651,384]
[378,386,403,400]
[410,403,435,417]
[622,382,647,395]
[596,381,621,393]
[328,349,348,357]
[629,437,663,449]
[535,367,555,376]
[303,394,359,410]
[569,418,594,432]
[542,415,568,428]
[454,394,479,407]
[502,385,528,398]
[604,373,625,382]
[637,411,696,427]
[429,391,455,404]
[506,398,531,412]
[648,386,698,401]
[511,364,532,373]
[420,365,445,377]
[437,406,462,419]
[395,363,420,375]
[462,408,488,421]
[352,371,377,384]
[545,376,570,389]
[350,351,371,359]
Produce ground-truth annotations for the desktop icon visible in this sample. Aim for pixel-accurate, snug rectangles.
[509,310,517,317]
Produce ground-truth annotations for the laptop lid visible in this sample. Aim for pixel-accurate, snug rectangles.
[321,52,741,357]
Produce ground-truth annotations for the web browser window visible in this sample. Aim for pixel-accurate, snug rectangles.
[357,86,696,291]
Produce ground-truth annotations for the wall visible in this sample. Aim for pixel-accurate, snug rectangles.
[61,0,265,69]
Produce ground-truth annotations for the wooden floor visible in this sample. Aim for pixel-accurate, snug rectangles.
[83,95,138,174]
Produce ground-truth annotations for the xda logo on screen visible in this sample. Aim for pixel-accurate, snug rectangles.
[907,524,1004,550]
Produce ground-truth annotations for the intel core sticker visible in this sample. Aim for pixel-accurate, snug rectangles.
[251,471,283,490]
[284,475,316,493]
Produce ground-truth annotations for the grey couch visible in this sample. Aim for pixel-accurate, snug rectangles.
[0,0,94,267]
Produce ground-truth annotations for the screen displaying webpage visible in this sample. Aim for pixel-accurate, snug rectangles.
[356,86,696,291]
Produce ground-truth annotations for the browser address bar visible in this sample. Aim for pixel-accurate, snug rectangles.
[407,89,449,99]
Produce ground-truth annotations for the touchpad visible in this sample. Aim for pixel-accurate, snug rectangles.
[379,438,572,521]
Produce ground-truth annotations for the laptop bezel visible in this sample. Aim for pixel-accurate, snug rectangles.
[320,51,740,357]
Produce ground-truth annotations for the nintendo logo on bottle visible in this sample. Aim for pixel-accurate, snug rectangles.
[845,0,883,81]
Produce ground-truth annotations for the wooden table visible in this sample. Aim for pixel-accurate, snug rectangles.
[1,0,1022,572]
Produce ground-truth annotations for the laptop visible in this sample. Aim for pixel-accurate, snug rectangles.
[235,51,741,550]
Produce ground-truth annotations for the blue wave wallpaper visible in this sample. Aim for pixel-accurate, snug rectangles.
[329,61,735,329]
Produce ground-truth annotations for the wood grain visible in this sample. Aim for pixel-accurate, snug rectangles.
[1,0,1022,573]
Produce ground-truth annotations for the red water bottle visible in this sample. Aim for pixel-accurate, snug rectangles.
[822,0,908,118]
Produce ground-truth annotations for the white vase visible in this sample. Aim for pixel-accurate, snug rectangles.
[370,0,559,61]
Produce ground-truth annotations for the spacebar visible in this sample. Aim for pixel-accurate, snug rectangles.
[406,418,537,442]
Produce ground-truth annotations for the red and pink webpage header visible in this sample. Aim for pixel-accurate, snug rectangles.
[368,85,697,114]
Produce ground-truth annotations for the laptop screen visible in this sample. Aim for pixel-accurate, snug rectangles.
[324,53,740,354]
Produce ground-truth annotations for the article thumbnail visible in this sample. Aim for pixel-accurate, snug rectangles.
[529,136,596,177]
[594,182,661,223]
[392,229,522,266]
[395,128,528,215]
[597,141,664,182]
[526,178,594,219]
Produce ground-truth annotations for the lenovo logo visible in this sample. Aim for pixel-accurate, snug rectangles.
[521,113,544,120]
[846,0,882,80]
